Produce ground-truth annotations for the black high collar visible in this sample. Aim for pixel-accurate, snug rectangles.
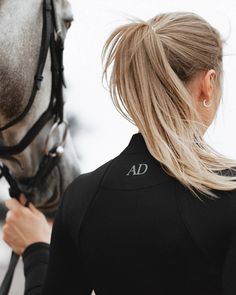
[123,133,148,154]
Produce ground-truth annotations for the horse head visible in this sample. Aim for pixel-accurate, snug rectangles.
[0,0,79,215]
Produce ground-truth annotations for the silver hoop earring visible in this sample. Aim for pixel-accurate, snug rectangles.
[203,99,212,108]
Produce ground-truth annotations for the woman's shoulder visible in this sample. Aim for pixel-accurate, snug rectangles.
[58,159,114,232]
[64,158,114,202]
[52,159,115,242]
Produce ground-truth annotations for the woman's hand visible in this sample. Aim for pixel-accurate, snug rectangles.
[2,195,52,255]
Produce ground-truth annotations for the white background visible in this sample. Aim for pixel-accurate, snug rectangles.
[0,1,236,292]
[64,0,236,173]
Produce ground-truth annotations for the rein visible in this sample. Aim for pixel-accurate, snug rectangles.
[0,0,68,293]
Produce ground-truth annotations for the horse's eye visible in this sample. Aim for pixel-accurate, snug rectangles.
[64,19,73,29]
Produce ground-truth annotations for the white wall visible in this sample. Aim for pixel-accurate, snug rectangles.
[64,0,236,173]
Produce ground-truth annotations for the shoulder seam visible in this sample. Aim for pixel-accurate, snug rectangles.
[75,159,114,249]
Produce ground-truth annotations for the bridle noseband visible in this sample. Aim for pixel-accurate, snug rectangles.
[0,0,68,203]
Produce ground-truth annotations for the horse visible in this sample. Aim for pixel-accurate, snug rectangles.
[0,0,80,216]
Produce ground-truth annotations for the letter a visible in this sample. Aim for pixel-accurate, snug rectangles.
[126,165,137,176]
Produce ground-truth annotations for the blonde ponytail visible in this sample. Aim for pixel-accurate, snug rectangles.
[103,12,236,198]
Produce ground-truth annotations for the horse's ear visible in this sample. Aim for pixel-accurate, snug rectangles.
[61,0,73,23]
[55,0,74,37]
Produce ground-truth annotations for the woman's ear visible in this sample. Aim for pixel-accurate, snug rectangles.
[200,69,216,102]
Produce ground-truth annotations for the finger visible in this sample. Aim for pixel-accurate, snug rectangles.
[19,194,28,206]
[2,223,9,233]
[3,232,11,246]
[5,198,22,211]
[28,202,43,216]
[2,223,15,241]
[5,210,21,229]
[47,219,54,227]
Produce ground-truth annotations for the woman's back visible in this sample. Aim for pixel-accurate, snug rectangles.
[39,133,236,295]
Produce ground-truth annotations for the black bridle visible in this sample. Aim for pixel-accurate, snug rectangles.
[0,0,68,293]
[0,0,67,200]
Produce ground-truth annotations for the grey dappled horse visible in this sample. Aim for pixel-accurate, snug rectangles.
[0,0,80,215]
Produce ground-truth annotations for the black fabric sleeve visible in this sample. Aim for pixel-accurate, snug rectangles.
[22,242,50,295]
[222,231,236,295]
[41,179,93,295]
[21,180,93,295]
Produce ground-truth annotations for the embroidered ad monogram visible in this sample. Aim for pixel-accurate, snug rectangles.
[126,164,148,176]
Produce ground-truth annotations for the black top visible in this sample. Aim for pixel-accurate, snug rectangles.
[22,133,236,295]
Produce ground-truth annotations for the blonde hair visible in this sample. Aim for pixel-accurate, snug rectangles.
[102,12,236,199]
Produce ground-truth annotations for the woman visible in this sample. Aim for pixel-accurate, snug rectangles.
[3,12,236,295]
